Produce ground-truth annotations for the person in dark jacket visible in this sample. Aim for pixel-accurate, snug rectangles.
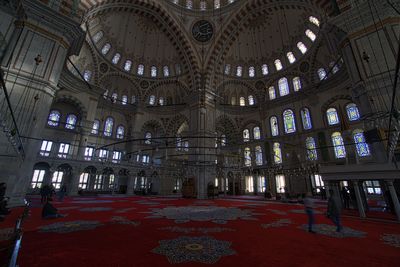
[327,189,343,232]
[42,199,64,219]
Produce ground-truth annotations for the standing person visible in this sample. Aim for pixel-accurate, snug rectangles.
[341,187,350,209]
[327,189,343,232]
[40,184,49,203]
[58,184,67,202]
[304,193,316,233]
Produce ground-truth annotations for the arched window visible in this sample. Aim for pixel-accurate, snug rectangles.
[124,60,132,72]
[92,31,103,43]
[332,132,346,159]
[101,43,111,55]
[145,132,152,144]
[214,0,221,9]
[253,127,261,140]
[293,77,302,91]
[297,42,307,54]
[262,64,269,75]
[103,89,109,99]
[224,64,231,75]
[243,129,250,142]
[269,86,276,100]
[65,114,77,130]
[318,68,327,80]
[83,70,92,82]
[121,95,128,105]
[116,125,125,139]
[255,146,263,166]
[330,61,339,74]
[287,52,296,64]
[149,95,156,105]
[353,129,370,157]
[270,116,279,137]
[283,109,296,134]
[111,93,117,103]
[249,66,255,77]
[104,117,114,137]
[346,103,360,121]
[278,77,289,97]
[239,97,246,106]
[221,134,226,146]
[236,66,243,77]
[301,108,312,130]
[159,97,165,106]
[305,29,316,42]
[91,120,100,135]
[273,142,282,164]
[248,95,255,106]
[151,66,157,77]
[48,110,60,126]
[137,64,144,76]
[306,137,318,161]
[309,16,320,27]
[244,147,251,166]
[112,53,121,65]
[200,1,207,10]
[186,0,193,9]
[326,108,339,125]
[274,59,283,71]
[163,66,170,77]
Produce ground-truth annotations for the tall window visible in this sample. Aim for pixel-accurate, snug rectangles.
[301,108,312,130]
[364,181,382,195]
[116,125,125,139]
[275,174,285,193]
[40,140,53,157]
[326,108,339,125]
[273,142,282,164]
[200,0,207,10]
[224,64,231,75]
[137,64,144,75]
[239,97,246,106]
[124,60,132,72]
[92,31,103,43]
[65,114,77,130]
[346,103,360,121]
[270,116,279,137]
[111,93,117,103]
[287,52,296,64]
[306,137,318,161]
[186,0,193,9]
[332,132,346,159]
[305,29,316,42]
[245,176,254,192]
[309,16,320,27]
[163,66,170,77]
[214,0,221,9]
[293,77,302,91]
[51,171,63,189]
[112,53,121,65]
[104,117,114,137]
[244,147,251,166]
[269,86,276,100]
[98,149,109,161]
[243,129,250,142]
[31,169,45,188]
[249,66,255,77]
[151,66,157,77]
[121,95,128,105]
[318,68,327,80]
[261,64,269,75]
[311,174,324,193]
[84,147,94,161]
[255,146,263,165]
[248,95,255,106]
[149,95,156,105]
[112,151,122,163]
[330,61,340,74]
[159,97,165,106]
[274,59,283,71]
[297,42,307,54]
[101,43,111,55]
[92,120,100,135]
[278,77,289,96]
[221,134,226,146]
[48,110,60,126]
[253,127,261,140]
[57,143,70,158]
[145,132,152,144]
[83,70,92,82]
[79,173,89,189]
[353,129,370,157]
[236,66,243,77]
[283,109,296,134]
[94,175,103,190]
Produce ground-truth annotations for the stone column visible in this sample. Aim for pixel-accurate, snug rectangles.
[126,174,135,195]
[352,180,366,218]
[385,180,400,222]
[68,167,82,196]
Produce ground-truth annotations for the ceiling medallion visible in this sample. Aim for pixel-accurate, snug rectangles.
[192,20,214,43]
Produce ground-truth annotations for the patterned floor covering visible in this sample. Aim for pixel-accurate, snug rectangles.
[1,195,399,267]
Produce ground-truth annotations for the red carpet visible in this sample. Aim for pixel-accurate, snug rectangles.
[1,196,399,267]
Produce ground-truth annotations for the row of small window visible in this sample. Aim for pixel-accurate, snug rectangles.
[224,17,320,77]
[172,0,235,10]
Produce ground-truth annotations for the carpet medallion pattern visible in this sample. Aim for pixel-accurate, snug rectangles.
[39,220,103,233]
[261,219,292,229]
[152,236,236,264]
[298,224,366,238]
[380,234,400,248]
[159,226,235,234]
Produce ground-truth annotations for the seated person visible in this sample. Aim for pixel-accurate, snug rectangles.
[42,199,64,219]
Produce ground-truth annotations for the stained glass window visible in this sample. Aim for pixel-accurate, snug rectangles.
[327,108,339,125]
[122,95,128,105]
[224,64,231,75]
[253,126,261,140]
[287,52,296,64]
[332,132,346,159]
[346,103,360,121]
[283,109,296,134]
[103,89,108,99]
[48,110,60,126]
[262,64,269,75]
[318,68,327,80]
[309,16,320,27]
[92,31,103,43]
[186,0,193,9]
[301,108,312,130]
[91,120,100,135]
[101,43,111,55]
[248,95,255,106]
[244,147,251,166]
[65,114,77,130]
[297,42,307,54]
[137,64,144,75]
[236,66,243,77]
[353,129,370,157]
[83,70,92,82]
[104,117,114,137]
[279,77,289,96]
[305,29,316,42]
[112,53,121,65]
[145,132,152,144]
[330,61,339,74]
[269,86,276,100]
[159,97,165,106]
[306,137,318,161]
[255,146,263,166]
[116,125,125,139]
[239,97,246,106]
[124,60,132,72]
[111,93,117,103]
[163,66,170,77]
[149,95,156,105]
[243,129,250,142]
[221,134,226,146]
[275,59,283,71]
[270,116,279,136]
[249,66,255,77]
[131,95,137,104]
[214,0,220,9]
[293,77,302,91]
[273,142,282,164]
[200,1,207,10]
[151,66,157,77]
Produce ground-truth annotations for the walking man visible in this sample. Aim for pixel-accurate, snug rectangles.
[327,189,343,232]
[304,193,316,233]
